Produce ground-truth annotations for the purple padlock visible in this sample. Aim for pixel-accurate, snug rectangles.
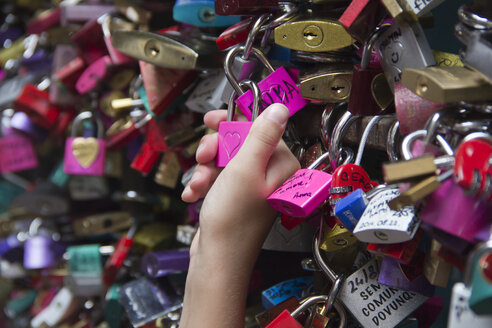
[21,50,52,73]
[10,112,47,141]
[224,46,308,121]
[141,249,190,278]
[420,180,492,243]
[378,257,434,297]
[64,112,106,176]
[216,80,260,167]
[268,152,332,217]
[24,235,62,270]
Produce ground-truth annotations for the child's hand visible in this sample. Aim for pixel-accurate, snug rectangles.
[180,104,300,328]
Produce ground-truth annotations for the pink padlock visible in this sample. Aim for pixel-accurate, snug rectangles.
[268,152,332,217]
[64,111,106,176]
[75,55,114,95]
[0,132,38,173]
[216,80,260,167]
[224,46,308,121]
[420,179,492,243]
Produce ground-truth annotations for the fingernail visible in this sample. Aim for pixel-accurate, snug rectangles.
[189,171,201,186]
[264,104,289,127]
[196,142,205,157]
[182,185,191,198]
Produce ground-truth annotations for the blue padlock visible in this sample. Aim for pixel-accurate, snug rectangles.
[334,188,369,231]
[173,0,240,28]
[334,185,388,231]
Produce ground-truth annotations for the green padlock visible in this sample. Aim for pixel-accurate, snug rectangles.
[105,284,123,328]
[5,289,37,318]
[468,239,492,315]
[67,244,103,275]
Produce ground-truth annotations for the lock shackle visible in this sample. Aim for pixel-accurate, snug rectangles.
[328,109,358,170]
[227,80,260,122]
[463,239,492,287]
[308,152,331,170]
[361,25,389,69]
[71,111,104,139]
[354,115,383,166]
[386,120,400,162]
[401,129,454,160]
[243,13,271,60]
[313,227,338,282]
[259,4,299,48]
[224,45,275,96]
[290,295,347,328]
[458,3,492,30]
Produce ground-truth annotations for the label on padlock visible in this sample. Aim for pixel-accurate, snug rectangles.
[353,189,420,244]
[339,259,427,328]
[448,283,492,328]
[261,276,313,309]
[235,67,308,120]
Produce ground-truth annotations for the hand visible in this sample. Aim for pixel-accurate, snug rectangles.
[180,104,300,328]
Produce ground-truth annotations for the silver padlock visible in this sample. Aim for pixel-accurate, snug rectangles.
[68,175,109,201]
[375,21,436,92]
[220,14,271,103]
[353,187,420,244]
[185,69,227,113]
[313,232,427,328]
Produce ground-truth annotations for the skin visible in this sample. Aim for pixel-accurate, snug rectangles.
[179,104,300,328]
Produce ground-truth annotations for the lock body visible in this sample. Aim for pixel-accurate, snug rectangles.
[268,169,333,217]
[236,67,308,120]
[420,180,492,242]
[217,121,252,167]
[173,0,240,27]
[0,134,38,173]
[64,137,107,176]
[353,188,420,244]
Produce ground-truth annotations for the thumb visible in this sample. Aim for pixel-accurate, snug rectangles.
[234,103,289,170]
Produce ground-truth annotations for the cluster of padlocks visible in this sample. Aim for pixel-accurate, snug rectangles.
[0,0,491,327]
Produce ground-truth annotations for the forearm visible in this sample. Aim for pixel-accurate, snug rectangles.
[180,241,258,328]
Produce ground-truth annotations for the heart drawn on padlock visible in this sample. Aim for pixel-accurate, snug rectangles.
[224,131,241,159]
[71,137,100,168]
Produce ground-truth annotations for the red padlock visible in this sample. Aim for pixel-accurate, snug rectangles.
[14,84,60,130]
[140,61,197,117]
[329,163,374,207]
[216,17,255,51]
[215,0,278,16]
[366,229,423,264]
[27,7,62,35]
[71,19,108,65]
[338,0,386,44]
[453,137,492,201]
[54,56,87,93]
[130,142,160,175]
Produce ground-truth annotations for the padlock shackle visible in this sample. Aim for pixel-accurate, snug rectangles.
[401,129,454,160]
[227,80,260,122]
[313,228,338,282]
[308,152,331,170]
[259,4,299,48]
[458,3,492,30]
[354,115,383,166]
[242,13,271,60]
[329,110,358,171]
[361,25,389,69]
[290,295,347,328]
[71,111,104,139]
[386,120,400,162]
[224,45,275,96]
